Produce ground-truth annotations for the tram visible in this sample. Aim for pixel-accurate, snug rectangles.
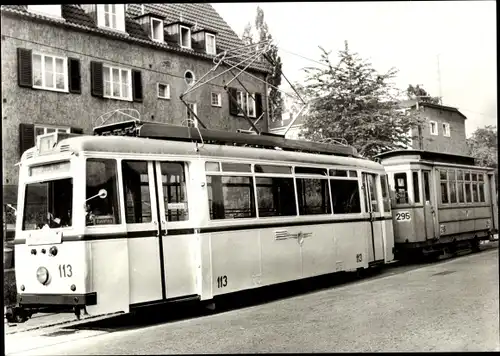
[13,120,395,318]
[376,150,498,259]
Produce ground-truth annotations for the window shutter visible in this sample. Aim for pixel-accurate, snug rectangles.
[228,87,239,116]
[71,127,84,134]
[90,61,103,97]
[17,48,33,88]
[19,123,35,157]
[68,58,81,94]
[255,92,263,119]
[132,70,143,102]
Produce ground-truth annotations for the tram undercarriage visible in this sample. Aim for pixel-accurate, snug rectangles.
[394,229,492,261]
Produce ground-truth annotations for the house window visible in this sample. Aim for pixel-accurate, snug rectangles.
[429,120,438,135]
[103,65,132,101]
[186,102,198,127]
[442,123,450,137]
[97,4,125,32]
[32,53,68,92]
[211,92,221,107]
[237,91,256,117]
[157,83,170,99]
[27,5,62,18]
[184,70,195,86]
[180,26,191,48]
[151,18,164,42]
[35,125,70,140]
[205,33,216,55]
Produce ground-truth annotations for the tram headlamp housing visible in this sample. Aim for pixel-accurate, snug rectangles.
[36,267,50,285]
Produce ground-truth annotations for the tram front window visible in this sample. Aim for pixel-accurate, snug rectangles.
[22,178,73,230]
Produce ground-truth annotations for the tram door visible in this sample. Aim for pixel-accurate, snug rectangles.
[488,173,498,232]
[422,170,436,240]
[154,161,197,300]
[362,173,384,262]
[122,160,163,305]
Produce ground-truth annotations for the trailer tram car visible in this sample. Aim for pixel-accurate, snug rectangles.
[376,150,498,259]
[13,120,395,319]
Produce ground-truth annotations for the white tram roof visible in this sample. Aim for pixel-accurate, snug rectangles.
[24,135,385,172]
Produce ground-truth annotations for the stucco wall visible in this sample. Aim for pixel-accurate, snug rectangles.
[1,13,269,201]
[410,106,468,155]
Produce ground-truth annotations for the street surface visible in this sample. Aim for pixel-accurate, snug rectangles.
[5,244,499,354]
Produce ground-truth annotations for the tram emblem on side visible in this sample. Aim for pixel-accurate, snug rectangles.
[274,230,312,245]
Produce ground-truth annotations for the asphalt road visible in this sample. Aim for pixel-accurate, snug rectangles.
[8,245,499,354]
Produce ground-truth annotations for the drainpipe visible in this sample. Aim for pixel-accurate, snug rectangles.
[265,73,271,133]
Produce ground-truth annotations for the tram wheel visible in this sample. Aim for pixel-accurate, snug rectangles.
[471,237,481,252]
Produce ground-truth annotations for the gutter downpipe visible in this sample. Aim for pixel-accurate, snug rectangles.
[265,73,271,133]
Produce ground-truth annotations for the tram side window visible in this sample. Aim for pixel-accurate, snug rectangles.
[412,172,420,204]
[207,175,256,219]
[365,174,379,213]
[472,173,479,202]
[122,161,152,224]
[394,173,408,204]
[296,178,331,215]
[478,174,486,202]
[448,170,457,204]
[423,171,431,202]
[160,162,189,221]
[465,172,472,203]
[256,177,297,217]
[381,174,391,212]
[440,169,449,204]
[457,170,465,203]
[330,179,361,214]
[86,159,121,226]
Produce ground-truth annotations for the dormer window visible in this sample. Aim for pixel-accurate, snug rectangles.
[180,26,191,48]
[206,33,216,55]
[192,29,218,55]
[27,5,62,19]
[97,4,126,32]
[151,18,164,42]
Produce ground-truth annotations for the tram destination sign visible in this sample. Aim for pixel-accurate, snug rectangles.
[29,161,70,177]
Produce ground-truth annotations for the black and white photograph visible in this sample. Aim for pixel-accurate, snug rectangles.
[2,2,498,354]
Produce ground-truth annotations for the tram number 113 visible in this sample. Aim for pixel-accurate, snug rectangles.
[58,264,73,278]
[216,276,228,288]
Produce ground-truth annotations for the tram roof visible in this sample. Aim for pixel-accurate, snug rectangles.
[375,149,478,166]
[52,135,384,171]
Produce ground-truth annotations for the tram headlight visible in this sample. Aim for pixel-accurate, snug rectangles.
[36,267,50,285]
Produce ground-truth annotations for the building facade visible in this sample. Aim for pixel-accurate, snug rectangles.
[270,100,469,157]
[403,101,469,155]
[1,4,271,206]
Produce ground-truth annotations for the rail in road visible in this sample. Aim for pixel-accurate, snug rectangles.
[5,244,498,355]
[5,241,498,336]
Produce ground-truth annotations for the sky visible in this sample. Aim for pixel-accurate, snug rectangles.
[212,1,497,137]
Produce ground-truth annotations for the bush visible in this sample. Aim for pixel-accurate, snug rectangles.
[4,268,17,307]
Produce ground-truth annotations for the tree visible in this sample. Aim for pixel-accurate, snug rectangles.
[300,41,424,158]
[241,22,253,46]
[240,6,284,123]
[467,125,498,169]
[406,84,440,104]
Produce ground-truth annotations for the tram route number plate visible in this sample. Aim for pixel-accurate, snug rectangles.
[395,211,411,222]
